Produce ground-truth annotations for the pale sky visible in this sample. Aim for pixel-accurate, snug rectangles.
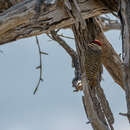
[0,28,130,130]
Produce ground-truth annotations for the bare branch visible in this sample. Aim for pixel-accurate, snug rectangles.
[50,30,76,58]
[57,34,74,40]
[95,18,125,90]
[119,0,130,123]
[49,30,81,91]
[100,16,121,32]
[0,0,111,45]
[119,112,130,120]
[33,36,44,95]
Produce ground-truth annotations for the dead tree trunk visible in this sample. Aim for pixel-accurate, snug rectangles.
[72,18,114,130]
[119,0,130,123]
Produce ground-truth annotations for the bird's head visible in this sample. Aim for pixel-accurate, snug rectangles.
[91,40,102,46]
[88,40,102,51]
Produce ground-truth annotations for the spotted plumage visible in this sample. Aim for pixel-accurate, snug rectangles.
[85,40,102,87]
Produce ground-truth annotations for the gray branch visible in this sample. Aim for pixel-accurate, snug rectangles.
[0,0,110,45]
[49,30,81,91]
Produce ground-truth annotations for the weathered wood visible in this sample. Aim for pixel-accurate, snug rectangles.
[0,0,110,45]
[0,0,24,13]
[72,18,113,130]
[119,0,130,123]
[96,84,114,130]
[97,30,124,90]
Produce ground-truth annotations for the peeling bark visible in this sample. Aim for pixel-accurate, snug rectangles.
[119,0,130,123]
[0,0,24,13]
[0,0,110,45]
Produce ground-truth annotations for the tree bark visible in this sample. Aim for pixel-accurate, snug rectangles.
[0,0,110,45]
[0,0,24,13]
[119,0,130,122]
[96,27,124,90]
[72,18,114,130]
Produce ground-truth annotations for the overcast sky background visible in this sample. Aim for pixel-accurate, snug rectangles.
[0,28,130,130]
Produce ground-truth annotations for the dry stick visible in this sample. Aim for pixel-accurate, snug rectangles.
[50,31,76,58]
[119,112,130,118]
[96,84,114,130]
[57,34,74,40]
[33,36,48,95]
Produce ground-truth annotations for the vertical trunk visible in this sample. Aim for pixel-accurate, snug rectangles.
[72,18,114,130]
[119,0,130,122]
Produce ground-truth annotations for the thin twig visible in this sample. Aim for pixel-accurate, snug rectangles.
[33,36,44,95]
[57,34,74,39]
[119,112,130,118]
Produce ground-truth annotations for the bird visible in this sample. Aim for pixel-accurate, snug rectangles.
[85,40,102,88]
[73,40,103,92]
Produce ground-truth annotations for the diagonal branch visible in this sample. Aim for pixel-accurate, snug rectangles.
[94,18,125,90]
[50,30,76,58]
[97,31,124,90]
[49,30,81,91]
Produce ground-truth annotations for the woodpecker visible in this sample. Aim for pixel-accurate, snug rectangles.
[73,40,102,91]
[85,40,102,88]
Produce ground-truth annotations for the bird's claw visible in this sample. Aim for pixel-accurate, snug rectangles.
[72,79,83,92]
